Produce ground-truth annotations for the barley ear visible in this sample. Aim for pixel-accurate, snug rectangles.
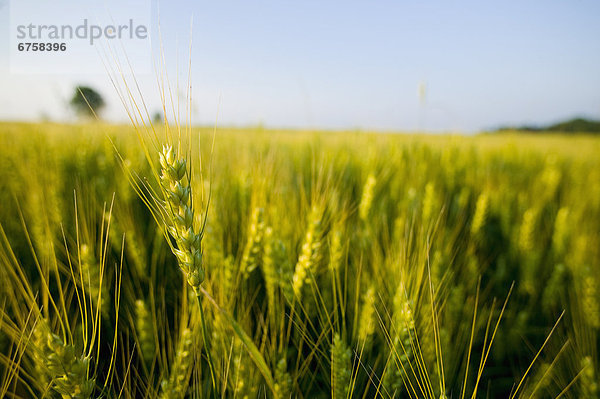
[160,328,193,399]
[159,145,204,293]
[331,334,352,399]
[135,299,155,366]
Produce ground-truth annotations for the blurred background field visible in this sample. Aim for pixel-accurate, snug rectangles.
[0,121,599,398]
[2,0,599,397]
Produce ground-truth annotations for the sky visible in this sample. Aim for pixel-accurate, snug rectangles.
[0,0,599,132]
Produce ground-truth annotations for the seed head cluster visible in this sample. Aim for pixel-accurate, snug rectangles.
[159,145,205,293]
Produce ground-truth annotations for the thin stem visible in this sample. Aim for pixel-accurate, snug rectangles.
[198,285,277,396]
[196,293,217,397]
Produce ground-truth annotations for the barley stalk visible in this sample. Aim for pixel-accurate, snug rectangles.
[135,299,155,366]
[158,145,216,393]
[159,145,204,293]
[240,207,266,276]
[470,191,489,237]
[160,328,193,399]
[331,333,352,399]
[359,174,377,222]
[32,320,95,399]
[358,286,376,342]
[292,206,324,299]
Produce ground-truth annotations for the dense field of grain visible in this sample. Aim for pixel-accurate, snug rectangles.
[0,122,599,398]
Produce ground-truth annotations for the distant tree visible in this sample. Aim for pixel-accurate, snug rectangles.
[152,111,163,125]
[547,118,600,133]
[494,117,600,134]
[70,86,105,119]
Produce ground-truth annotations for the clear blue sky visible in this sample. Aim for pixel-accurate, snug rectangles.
[1,0,599,132]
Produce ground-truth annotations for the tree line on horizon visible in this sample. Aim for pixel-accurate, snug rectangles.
[494,117,600,134]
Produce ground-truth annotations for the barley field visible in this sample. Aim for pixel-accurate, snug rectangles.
[0,121,599,398]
